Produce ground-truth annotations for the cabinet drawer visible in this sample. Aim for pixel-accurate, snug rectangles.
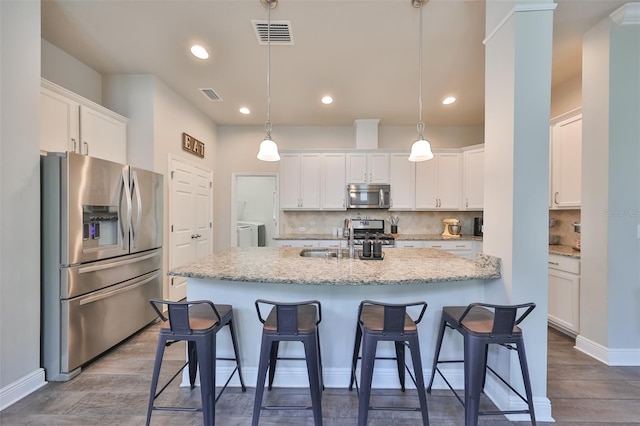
[395,241,425,248]
[548,254,580,274]
[425,241,472,251]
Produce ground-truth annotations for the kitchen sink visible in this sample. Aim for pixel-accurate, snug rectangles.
[299,248,345,258]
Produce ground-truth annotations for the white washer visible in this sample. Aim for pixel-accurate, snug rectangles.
[237,221,265,246]
[236,225,254,247]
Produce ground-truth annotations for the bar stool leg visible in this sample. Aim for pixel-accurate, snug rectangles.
[188,341,198,388]
[349,323,362,390]
[228,314,247,391]
[394,342,406,391]
[196,336,216,426]
[427,314,447,393]
[357,332,377,426]
[303,334,323,426]
[146,335,168,426]
[268,341,279,390]
[407,335,430,425]
[516,338,537,425]
[463,335,486,426]
[252,335,272,426]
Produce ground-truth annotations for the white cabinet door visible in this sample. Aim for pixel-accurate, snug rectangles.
[463,147,484,210]
[415,153,462,210]
[415,158,439,209]
[389,153,415,210]
[280,153,303,209]
[40,87,80,154]
[300,154,321,209]
[345,153,389,183]
[368,153,390,183]
[551,114,582,208]
[79,105,127,164]
[548,254,580,334]
[437,153,462,209]
[280,153,321,210]
[321,153,346,210]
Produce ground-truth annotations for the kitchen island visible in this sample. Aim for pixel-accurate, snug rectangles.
[169,247,501,388]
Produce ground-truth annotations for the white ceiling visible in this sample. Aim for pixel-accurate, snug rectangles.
[41,0,627,127]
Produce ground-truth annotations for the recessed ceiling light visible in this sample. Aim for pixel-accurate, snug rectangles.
[239,107,251,115]
[442,96,456,105]
[190,45,209,60]
[321,96,333,105]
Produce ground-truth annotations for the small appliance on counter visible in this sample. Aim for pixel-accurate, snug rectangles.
[573,222,581,251]
[388,215,399,234]
[474,217,483,236]
[442,218,461,239]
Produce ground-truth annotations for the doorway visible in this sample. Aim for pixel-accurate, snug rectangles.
[231,173,278,247]
[168,154,213,301]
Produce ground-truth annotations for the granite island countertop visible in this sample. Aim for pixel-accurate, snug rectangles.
[169,247,501,286]
[274,233,482,241]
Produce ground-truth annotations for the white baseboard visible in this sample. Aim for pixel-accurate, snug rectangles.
[483,374,554,423]
[575,335,640,366]
[0,368,46,412]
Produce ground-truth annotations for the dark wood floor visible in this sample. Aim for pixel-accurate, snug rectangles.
[2,325,638,425]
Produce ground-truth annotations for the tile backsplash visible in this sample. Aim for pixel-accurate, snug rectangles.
[549,209,581,247]
[281,210,483,236]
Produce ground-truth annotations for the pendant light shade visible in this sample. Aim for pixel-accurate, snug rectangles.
[257,0,280,162]
[409,0,434,162]
[257,138,280,161]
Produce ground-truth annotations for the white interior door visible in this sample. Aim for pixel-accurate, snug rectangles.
[169,155,213,301]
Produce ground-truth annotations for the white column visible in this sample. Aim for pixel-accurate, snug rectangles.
[483,0,556,421]
[579,3,640,366]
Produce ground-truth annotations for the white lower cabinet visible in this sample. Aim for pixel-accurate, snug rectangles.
[275,240,318,248]
[395,240,475,259]
[548,254,580,334]
[395,241,424,248]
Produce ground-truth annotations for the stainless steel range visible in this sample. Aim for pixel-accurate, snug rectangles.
[347,219,396,247]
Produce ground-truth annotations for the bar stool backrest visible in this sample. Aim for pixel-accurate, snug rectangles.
[460,302,536,338]
[255,299,322,335]
[149,299,221,335]
[358,300,427,335]
[383,305,407,333]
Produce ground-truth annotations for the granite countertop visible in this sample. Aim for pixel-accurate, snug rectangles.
[169,247,501,286]
[549,244,581,258]
[274,233,482,241]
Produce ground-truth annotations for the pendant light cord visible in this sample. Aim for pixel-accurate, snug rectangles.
[265,0,272,138]
[417,0,425,139]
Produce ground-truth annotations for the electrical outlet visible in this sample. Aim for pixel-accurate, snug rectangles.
[298,227,306,232]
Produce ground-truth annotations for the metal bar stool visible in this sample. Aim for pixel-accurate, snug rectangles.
[349,300,430,426]
[426,302,536,426]
[252,299,323,426]
[146,299,246,426]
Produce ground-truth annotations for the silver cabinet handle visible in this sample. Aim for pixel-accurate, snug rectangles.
[83,141,89,155]
[363,172,367,182]
[369,173,372,182]
[554,192,559,205]
[466,198,469,207]
[72,138,77,153]
[549,261,560,266]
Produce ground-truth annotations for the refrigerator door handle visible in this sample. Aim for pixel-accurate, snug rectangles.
[120,169,132,249]
[77,252,159,274]
[130,171,143,248]
[79,272,161,306]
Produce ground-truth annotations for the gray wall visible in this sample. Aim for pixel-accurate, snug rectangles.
[0,0,44,406]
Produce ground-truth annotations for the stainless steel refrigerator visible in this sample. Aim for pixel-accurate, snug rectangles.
[41,152,163,381]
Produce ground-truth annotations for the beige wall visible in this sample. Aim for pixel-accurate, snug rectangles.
[551,74,582,118]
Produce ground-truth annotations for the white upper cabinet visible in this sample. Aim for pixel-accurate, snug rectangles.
[321,153,347,210]
[551,113,582,209]
[40,79,128,164]
[346,153,389,184]
[280,153,321,210]
[389,153,415,210]
[415,152,462,210]
[462,146,484,210]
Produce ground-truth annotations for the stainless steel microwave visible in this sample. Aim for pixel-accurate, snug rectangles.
[346,184,391,209]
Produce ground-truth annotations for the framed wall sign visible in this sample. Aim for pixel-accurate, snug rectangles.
[182,132,205,158]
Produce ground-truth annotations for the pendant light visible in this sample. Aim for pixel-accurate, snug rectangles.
[257,0,281,162]
[408,0,434,162]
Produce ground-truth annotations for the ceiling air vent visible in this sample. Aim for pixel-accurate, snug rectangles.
[252,20,293,45]
[199,88,222,102]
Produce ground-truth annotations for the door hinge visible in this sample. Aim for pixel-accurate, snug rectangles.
[171,277,174,286]
[210,222,212,228]
[171,225,173,232]
[209,181,213,188]
[171,171,175,179]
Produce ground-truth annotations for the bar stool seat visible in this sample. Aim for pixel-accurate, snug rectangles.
[146,299,246,426]
[427,302,536,426]
[349,300,430,426]
[252,299,323,426]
